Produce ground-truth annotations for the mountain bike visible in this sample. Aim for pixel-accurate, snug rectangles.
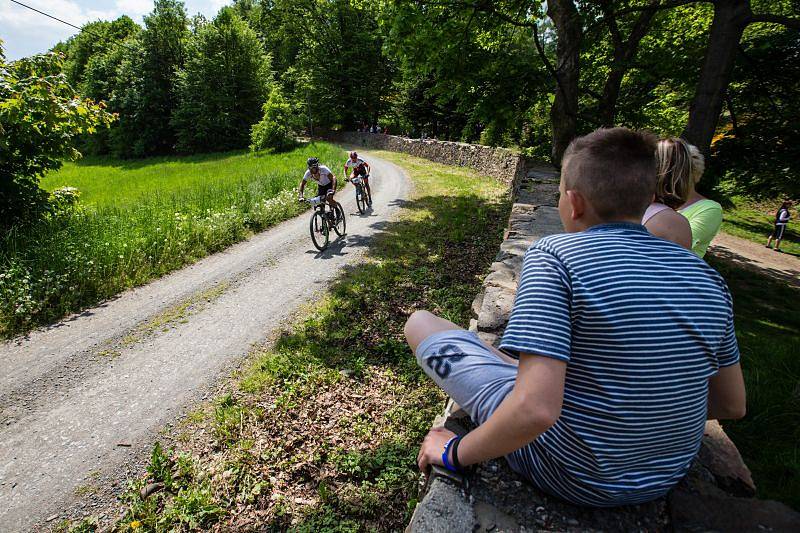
[303,195,346,251]
[349,175,372,214]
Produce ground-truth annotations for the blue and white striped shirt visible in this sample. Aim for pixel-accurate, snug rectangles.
[499,222,739,506]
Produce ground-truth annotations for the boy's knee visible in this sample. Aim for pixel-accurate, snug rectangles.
[404,310,433,353]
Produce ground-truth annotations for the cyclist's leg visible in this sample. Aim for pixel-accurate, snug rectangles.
[325,190,342,218]
[363,177,372,204]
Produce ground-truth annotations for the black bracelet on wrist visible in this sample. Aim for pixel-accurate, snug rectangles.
[451,435,463,471]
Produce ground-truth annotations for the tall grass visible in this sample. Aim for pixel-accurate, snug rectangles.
[0,143,344,338]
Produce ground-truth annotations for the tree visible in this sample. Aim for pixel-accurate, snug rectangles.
[0,46,114,231]
[250,87,300,152]
[172,8,271,153]
[683,0,800,155]
[241,0,392,132]
[59,16,140,88]
[114,0,189,156]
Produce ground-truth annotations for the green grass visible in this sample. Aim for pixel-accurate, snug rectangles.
[721,196,799,256]
[97,151,511,531]
[707,255,800,510]
[41,148,344,209]
[0,143,344,338]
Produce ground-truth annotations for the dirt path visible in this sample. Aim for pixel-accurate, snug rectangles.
[0,153,411,532]
[708,232,800,289]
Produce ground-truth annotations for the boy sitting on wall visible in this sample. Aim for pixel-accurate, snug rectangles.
[405,127,746,506]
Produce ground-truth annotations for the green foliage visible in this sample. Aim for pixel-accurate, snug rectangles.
[710,25,800,198]
[147,442,175,490]
[112,0,189,157]
[0,46,114,231]
[250,87,299,152]
[173,7,271,153]
[61,16,140,89]
[118,443,224,531]
[238,0,393,131]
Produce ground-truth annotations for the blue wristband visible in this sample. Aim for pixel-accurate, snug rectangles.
[442,436,459,473]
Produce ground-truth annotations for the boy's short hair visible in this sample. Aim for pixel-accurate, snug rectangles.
[562,127,657,220]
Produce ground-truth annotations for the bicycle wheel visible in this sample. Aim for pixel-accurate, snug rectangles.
[332,203,346,237]
[310,211,329,251]
[355,183,366,214]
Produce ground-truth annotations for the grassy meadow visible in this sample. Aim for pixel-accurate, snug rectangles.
[0,143,345,338]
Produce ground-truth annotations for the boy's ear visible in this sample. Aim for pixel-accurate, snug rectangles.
[565,189,586,221]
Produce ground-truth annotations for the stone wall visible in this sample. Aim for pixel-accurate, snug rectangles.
[408,168,800,532]
[323,132,527,190]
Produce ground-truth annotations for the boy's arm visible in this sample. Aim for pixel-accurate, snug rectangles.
[417,353,565,471]
[707,363,746,420]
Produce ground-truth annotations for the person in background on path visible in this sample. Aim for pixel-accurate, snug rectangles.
[766,200,793,252]
[678,144,723,258]
[642,137,693,249]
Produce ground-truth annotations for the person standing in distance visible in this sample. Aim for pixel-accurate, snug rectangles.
[766,200,793,252]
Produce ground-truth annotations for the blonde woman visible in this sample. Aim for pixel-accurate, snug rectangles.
[642,138,693,250]
[678,144,723,258]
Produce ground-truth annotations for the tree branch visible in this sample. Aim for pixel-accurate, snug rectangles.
[748,13,800,30]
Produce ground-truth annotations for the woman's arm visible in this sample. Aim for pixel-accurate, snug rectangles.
[644,209,693,250]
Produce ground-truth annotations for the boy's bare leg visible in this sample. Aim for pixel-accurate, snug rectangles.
[404,310,518,366]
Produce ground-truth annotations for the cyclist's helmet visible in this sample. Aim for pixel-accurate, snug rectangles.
[307,157,319,170]
[349,151,358,159]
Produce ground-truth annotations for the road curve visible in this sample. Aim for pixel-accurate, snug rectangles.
[0,153,411,531]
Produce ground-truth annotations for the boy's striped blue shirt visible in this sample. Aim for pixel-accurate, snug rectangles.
[499,222,739,506]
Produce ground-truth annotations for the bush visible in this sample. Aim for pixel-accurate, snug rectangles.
[250,88,299,153]
[0,48,113,231]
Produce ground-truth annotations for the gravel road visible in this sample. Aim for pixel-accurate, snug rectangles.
[0,153,411,531]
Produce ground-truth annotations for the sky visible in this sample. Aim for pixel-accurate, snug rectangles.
[1,0,231,60]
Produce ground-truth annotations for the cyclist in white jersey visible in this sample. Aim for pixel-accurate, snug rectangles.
[298,157,342,216]
[344,151,372,206]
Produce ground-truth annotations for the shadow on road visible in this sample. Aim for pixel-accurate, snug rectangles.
[708,246,800,289]
[273,192,511,374]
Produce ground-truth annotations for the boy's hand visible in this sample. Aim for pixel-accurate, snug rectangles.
[417,426,456,473]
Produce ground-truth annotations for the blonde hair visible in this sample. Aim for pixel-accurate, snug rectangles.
[655,137,693,209]
[688,144,705,184]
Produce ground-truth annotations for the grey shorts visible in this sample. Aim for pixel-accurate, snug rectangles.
[415,329,518,426]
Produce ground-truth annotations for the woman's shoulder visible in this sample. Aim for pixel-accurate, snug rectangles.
[680,198,722,218]
[644,206,693,249]
[688,198,722,212]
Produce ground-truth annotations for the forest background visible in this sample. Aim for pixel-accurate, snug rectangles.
[4,0,800,234]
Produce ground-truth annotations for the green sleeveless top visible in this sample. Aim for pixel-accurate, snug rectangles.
[678,199,723,258]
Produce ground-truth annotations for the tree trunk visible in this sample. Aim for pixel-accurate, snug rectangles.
[683,0,751,154]
[598,1,659,127]
[547,0,582,164]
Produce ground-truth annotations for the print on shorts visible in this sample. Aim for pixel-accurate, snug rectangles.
[425,343,468,378]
